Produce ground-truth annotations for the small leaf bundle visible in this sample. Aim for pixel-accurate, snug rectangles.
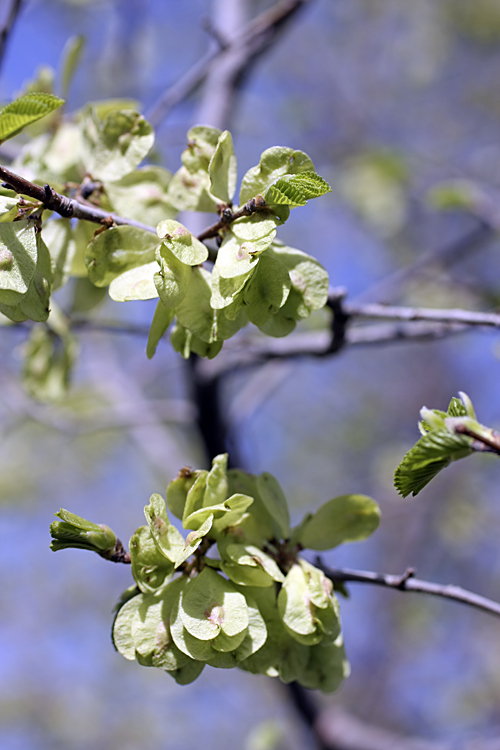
[394,392,500,497]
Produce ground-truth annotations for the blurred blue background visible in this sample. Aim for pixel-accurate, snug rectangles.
[2,1,500,748]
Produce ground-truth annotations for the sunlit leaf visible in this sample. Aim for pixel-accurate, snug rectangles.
[298,494,380,550]
[0,92,64,142]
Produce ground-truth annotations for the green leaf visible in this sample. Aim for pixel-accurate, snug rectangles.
[243,252,291,326]
[144,493,185,563]
[394,430,474,498]
[60,35,85,99]
[264,172,331,207]
[0,195,19,222]
[129,525,174,594]
[109,261,158,301]
[0,93,64,142]
[146,300,175,359]
[166,468,200,520]
[298,494,380,550]
[226,469,279,543]
[105,166,176,227]
[256,472,290,538]
[83,109,154,182]
[209,130,237,203]
[85,226,159,287]
[156,220,208,266]
[0,221,37,306]
[180,567,248,640]
[19,234,53,322]
[50,508,116,553]
[239,147,315,205]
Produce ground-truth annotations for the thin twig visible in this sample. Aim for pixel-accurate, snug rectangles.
[145,0,311,128]
[355,220,493,303]
[318,562,500,618]
[0,0,22,71]
[342,299,500,329]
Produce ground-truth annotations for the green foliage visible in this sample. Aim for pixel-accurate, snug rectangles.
[0,111,332,390]
[0,92,64,142]
[51,453,378,692]
[394,392,494,497]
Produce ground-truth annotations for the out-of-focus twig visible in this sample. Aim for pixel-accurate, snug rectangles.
[145,0,312,128]
[0,0,23,72]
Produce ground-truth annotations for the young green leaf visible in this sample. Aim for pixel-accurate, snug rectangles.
[0,93,64,142]
[154,244,193,308]
[239,147,315,205]
[256,472,290,538]
[60,35,85,99]
[166,467,200,520]
[394,430,474,498]
[298,494,380,550]
[264,172,331,207]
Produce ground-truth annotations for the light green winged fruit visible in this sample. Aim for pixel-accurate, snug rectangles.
[277,560,341,646]
[167,125,222,212]
[112,578,205,685]
[169,567,267,669]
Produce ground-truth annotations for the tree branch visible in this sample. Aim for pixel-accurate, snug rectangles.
[0,0,22,71]
[342,299,500,329]
[318,562,500,618]
[0,164,157,233]
[145,0,312,128]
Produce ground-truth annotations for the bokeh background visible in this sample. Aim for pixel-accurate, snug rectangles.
[2,0,500,748]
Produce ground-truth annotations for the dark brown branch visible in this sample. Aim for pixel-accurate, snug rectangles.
[318,562,500,618]
[0,164,156,233]
[196,196,267,241]
[145,0,312,128]
[0,0,22,71]
[102,538,131,564]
